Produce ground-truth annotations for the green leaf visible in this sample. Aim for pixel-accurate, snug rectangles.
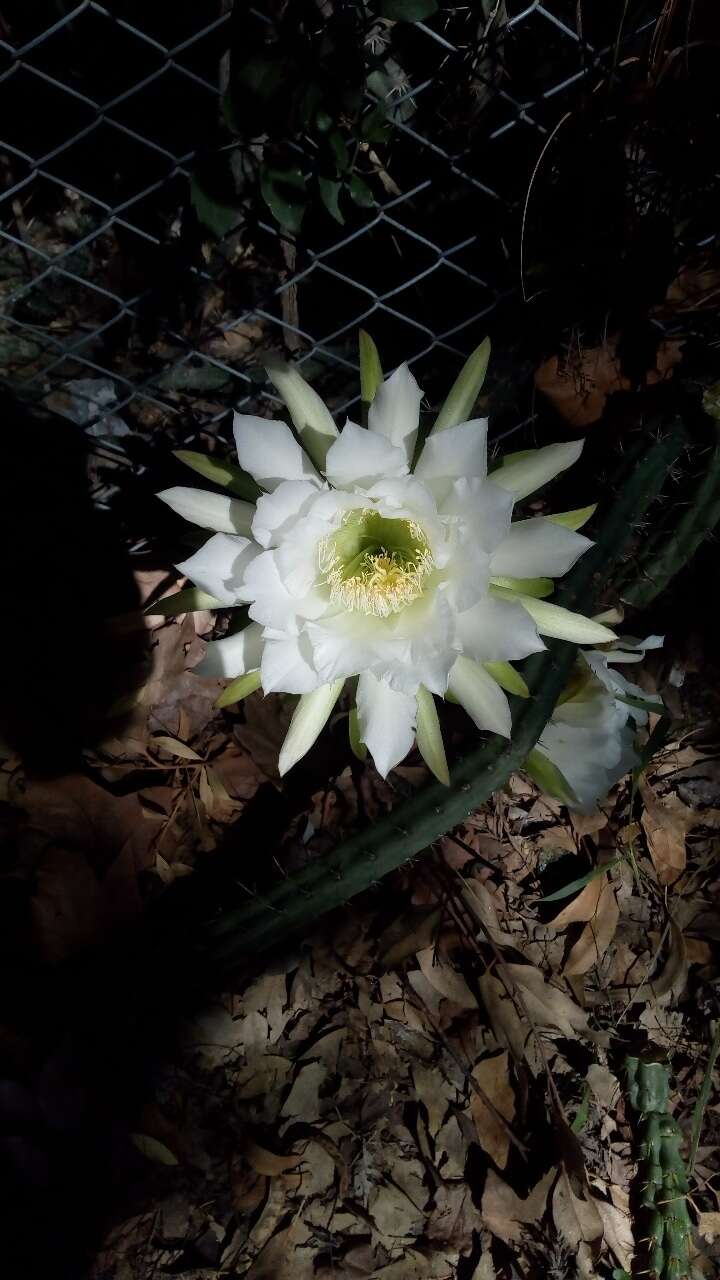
[328,129,350,173]
[523,747,577,807]
[190,171,241,240]
[483,661,530,698]
[216,670,262,708]
[379,0,439,19]
[539,858,621,904]
[348,707,367,761]
[415,686,450,785]
[359,330,383,414]
[348,173,375,208]
[318,176,345,225]
[260,166,307,234]
[432,336,491,432]
[173,449,261,502]
[549,504,598,531]
[360,103,390,144]
[145,586,222,618]
[490,575,554,598]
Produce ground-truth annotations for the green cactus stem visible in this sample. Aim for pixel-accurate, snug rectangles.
[625,1056,692,1280]
[201,425,690,966]
[619,425,720,610]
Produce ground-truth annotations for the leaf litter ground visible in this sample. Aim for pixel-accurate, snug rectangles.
[2,584,720,1280]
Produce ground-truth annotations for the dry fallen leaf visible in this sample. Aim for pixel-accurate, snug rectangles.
[470,1051,515,1170]
[130,1133,179,1166]
[480,1168,555,1243]
[639,778,698,886]
[535,335,683,427]
[552,1172,603,1279]
[563,881,620,977]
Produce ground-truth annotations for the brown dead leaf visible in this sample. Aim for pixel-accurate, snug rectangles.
[639,778,697,885]
[480,1168,555,1243]
[593,1187,634,1271]
[553,1171,603,1247]
[470,1051,515,1169]
[243,1138,302,1177]
[417,947,477,1008]
[563,882,620,977]
[549,874,606,928]
[698,1211,720,1243]
[535,335,683,428]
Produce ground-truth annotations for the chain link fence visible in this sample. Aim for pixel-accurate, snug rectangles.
[0,1,669,522]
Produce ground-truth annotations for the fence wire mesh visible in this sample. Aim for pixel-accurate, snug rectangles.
[0,0,668,522]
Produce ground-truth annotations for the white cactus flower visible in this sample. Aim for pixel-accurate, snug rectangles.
[159,347,614,780]
[531,635,664,811]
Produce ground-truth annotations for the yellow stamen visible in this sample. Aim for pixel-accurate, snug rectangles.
[319,510,434,617]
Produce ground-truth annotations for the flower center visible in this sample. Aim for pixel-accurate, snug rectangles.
[319,508,434,618]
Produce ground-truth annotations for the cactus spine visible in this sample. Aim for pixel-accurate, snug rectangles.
[625,1057,692,1280]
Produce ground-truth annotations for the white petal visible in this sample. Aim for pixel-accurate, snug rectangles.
[158,486,254,535]
[364,475,438,521]
[265,360,338,470]
[278,680,344,775]
[324,419,408,490]
[510,595,616,644]
[440,477,513,553]
[307,612,405,684]
[261,632,321,694]
[356,671,417,778]
[177,534,260,605]
[368,363,422,463]
[448,656,511,737]
[252,480,323,548]
[490,517,592,578]
[274,515,329,596]
[492,441,583,502]
[241,550,328,628]
[232,413,317,491]
[456,595,545,662]
[414,418,487,504]
[195,622,263,678]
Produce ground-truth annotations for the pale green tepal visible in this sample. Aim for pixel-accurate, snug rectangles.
[158,336,613,783]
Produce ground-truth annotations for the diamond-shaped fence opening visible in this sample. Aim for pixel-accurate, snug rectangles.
[0,0,678,529]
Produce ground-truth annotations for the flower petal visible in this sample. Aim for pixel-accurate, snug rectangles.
[195,622,264,679]
[261,632,321,694]
[324,419,408,490]
[432,337,491,433]
[265,359,338,470]
[307,612,405,684]
[232,413,318,491]
[177,534,260,605]
[491,440,583,502]
[241,550,328,628]
[158,486,254,535]
[490,517,592,578]
[278,680,344,775]
[440,477,513,552]
[416,685,450,785]
[368,363,422,463]
[356,671,417,778]
[448,655,511,738]
[252,480,323,548]
[455,595,545,662]
[414,418,487,503]
[503,593,617,644]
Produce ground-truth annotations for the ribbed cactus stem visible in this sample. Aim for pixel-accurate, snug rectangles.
[625,1056,691,1280]
[621,427,720,609]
